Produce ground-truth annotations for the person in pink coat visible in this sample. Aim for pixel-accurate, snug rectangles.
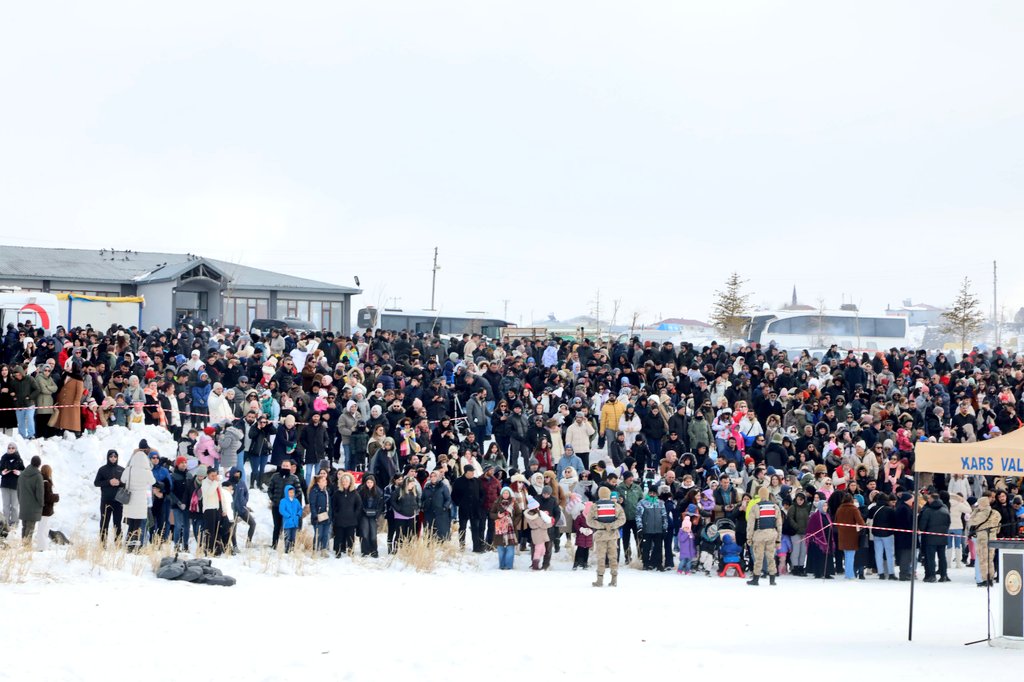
[195,426,221,470]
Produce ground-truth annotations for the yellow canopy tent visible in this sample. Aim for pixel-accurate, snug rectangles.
[916,428,1024,477]
[909,428,1024,644]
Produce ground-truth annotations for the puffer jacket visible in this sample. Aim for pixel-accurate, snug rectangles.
[524,508,554,545]
[564,421,595,453]
[34,371,59,415]
[217,425,244,470]
[786,498,811,534]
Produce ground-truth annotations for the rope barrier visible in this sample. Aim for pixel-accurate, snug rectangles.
[0,402,471,429]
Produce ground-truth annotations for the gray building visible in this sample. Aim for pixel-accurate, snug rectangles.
[0,245,360,331]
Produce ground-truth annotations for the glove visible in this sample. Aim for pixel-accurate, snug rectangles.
[178,503,186,511]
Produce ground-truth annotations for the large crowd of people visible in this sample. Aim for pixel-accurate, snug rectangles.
[2,319,1023,587]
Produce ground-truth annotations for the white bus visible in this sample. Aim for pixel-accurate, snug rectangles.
[357,307,509,338]
[744,309,910,352]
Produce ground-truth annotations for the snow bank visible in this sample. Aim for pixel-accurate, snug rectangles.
[1,425,177,536]
[0,425,279,543]
[0,428,1017,682]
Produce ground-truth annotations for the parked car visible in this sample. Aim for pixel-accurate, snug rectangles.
[250,317,318,335]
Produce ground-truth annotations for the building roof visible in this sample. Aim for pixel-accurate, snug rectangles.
[899,303,946,312]
[654,318,712,328]
[0,246,360,294]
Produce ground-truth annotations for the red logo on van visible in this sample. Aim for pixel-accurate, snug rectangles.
[19,303,50,330]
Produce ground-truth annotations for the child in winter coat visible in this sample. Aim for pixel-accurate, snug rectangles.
[350,422,370,471]
[573,501,594,569]
[112,394,130,427]
[279,485,302,553]
[721,533,742,567]
[127,402,146,430]
[676,504,697,574]
[524,498,553,570]
[81,399,101,433]
[313,389,329,413]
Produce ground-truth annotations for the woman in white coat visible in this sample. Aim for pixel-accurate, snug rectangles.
[121,448,155,551]
[207,383,235,425]
[617,405,642,449]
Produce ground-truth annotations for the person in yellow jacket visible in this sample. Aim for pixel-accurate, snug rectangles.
[600,394,626,444]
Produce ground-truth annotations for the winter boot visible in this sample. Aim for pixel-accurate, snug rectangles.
[609,573,618,587]
[769,575,776,586]
[592,574,604,587]
[747,575,760,586]
[531,560,540,571]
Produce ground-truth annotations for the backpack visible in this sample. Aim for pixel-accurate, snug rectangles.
[596,499,617,524]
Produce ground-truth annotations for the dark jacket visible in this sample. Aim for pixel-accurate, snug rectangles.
[269,470,305,505]
[870,505,896,538]
[917,499,951,547]
[228,467,249,514]
[17,464,44,522]
[786,498,811,534]
[93,461,124,504]
[42,478,59,517]
[331,488,363,528]
[451,475,485,518]
[308,485,331,522]
[391,486,421,518]
[169,467,191,510]
[1,451,25,489]
[894,501,916,550]
[299,423,329,465]
[247,422,275,459]
[421,481,452,525]
[358,484,383,519]
[270,424,298,466]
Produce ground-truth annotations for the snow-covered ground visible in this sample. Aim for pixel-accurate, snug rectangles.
[0,427,1016,681]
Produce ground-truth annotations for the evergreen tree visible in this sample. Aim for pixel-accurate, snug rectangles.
[940,277,984,354]
[710,272,751,346]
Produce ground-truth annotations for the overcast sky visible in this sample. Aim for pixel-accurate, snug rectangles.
[1,1,1021,326]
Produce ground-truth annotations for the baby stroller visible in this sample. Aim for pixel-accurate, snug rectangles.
[715,519,746,578]
[696,520,725,576]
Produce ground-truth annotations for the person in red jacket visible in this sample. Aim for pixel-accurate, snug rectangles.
[81,399,101,433]
[480,465,500,548]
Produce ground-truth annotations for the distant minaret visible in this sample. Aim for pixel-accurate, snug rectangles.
[791,285,798,308]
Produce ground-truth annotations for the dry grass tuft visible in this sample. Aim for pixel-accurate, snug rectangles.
[385,532,464,573]
[61,532,176,575]
[0,541,34,583]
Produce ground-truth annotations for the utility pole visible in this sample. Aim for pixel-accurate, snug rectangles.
[428,247,441,310]
[993,260,999,346]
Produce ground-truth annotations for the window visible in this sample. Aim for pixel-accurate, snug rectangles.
[180,263,223,284]
[223,297,269,329]
[767,316,906,340]
[276,299,342,330]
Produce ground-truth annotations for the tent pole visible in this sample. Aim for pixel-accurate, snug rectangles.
[908,471,920,642]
